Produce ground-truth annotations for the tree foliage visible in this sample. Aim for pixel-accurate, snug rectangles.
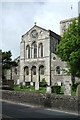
[2,51,18,69]
[56,16,80,77]
[2,50,18,79]
[2,51,12,69]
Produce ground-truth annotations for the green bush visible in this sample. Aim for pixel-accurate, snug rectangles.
[39,78,47,87]
[71,83,79,92]
[52,86,61,94]
[19,83,24,89]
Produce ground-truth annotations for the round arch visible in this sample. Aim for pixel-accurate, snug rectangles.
[26,45,30,59]
[31,41,37,58]
[38,43,43,58]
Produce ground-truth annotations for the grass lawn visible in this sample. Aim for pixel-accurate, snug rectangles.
[13,85,46,94]
[13,85,77,96]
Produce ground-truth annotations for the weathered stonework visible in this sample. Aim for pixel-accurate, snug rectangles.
[19,25,71,94]
[2,90,78,114]
[4,56,20,86]
[60,17,78,36]
[5,25,72,95]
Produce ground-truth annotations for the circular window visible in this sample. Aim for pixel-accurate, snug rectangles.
[30,30,38,39]
[53,57,56,60]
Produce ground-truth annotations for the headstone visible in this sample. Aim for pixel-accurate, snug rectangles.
[35,82,39,90]
[22,82,25,86]
[76,84,80,115]
[17,79,20,85]
[76,84,80,96]
[46,86,51,93]
[30,82,33,86]
[64,81,71,95]
[57,81,61,86]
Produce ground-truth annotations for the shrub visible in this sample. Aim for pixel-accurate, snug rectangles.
[2,85,14,90]
[71,83,79,92]
[19,83,24,89]
[52,86,61,94]
[39,78,47,87]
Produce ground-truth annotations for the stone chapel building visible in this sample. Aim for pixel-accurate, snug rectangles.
[20,24,71,90]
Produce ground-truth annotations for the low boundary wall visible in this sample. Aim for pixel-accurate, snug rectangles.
[2,90,79,114]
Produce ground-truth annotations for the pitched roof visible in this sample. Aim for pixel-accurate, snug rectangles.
[22,24,61,41]
[49,30,61,40]
[22,25,48,38]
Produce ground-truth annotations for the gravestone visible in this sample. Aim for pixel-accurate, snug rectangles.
[76,84,80,96]
[30,82,33,86]
[22,82,25,86]
[35,82,39,90]
[17,79,20,85]
[46,86,51,93]
[76,84,80,115]
[57,81,61,86]
[64,81,71,96]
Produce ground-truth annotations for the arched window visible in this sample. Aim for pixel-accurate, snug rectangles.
[56,66,60,74]
[32,66,36,75]
[26,45,30,59]
[31,42,37,58]
[34,43,37,58]
[39,65,44,75]
[15,68,17,75]
[38,43,43,57]
[25,66,29,75]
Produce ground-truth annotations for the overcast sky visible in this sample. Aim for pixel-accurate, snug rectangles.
[0,0,79,60]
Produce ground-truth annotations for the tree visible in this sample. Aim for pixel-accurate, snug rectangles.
[2,51,12,69]
[2,50,18,81]
[56,16,80,78]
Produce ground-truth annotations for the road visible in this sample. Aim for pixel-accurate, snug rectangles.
[1,101,79,119]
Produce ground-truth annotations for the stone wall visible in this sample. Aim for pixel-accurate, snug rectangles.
[20,26,51,85]
[51,53,72,86]
[2,90,79,114]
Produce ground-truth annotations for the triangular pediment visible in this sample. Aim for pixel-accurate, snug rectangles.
[21,24,61,44]
[22,25,48,38]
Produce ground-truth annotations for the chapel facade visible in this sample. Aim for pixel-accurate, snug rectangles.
[20,25,71,88]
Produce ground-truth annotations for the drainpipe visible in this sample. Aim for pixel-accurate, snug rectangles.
[11,65,12,80]
[24,40,25,83]
[50,34,52,89]
[46,31,51,93]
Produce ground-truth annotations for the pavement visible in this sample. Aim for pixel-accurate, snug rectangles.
[1,99,80,119]
[1,99,79,115]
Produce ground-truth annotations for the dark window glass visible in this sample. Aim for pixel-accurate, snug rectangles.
[34,44,37,58]
[41,44,43,57]
[39,43,43,58]
[40,66,44,75]
[26,45,30,59]
[56,66,60,74]
[15,68,17,74]
[32,66,36,75]
[28,46,30,59]
[26,67,29,75]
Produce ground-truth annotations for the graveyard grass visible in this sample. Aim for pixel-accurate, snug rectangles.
[13,85,76,96]
[13,85,46,94]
